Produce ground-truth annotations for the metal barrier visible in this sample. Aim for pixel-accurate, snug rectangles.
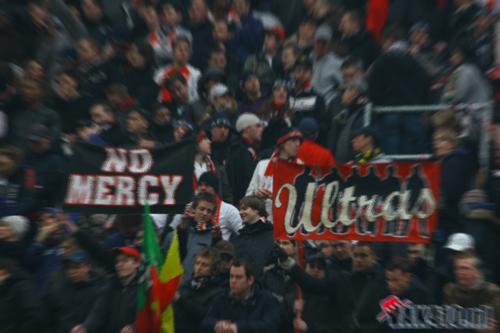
[363,102,494,167]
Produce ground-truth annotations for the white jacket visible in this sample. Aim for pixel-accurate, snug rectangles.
[246,159,274,221]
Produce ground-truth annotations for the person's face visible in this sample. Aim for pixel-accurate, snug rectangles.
[77,40,98,63]
[305,263,325,279]
[454,258,481,289]
[55,73,78,99]
[193,255,213,277]
[352,246,376,272]
[174,125,189,142]
[127,111,148,134]
[246,123,263,143]
[352,134,372,153]
[342,66,363,85]
[244,75,261,96]
[433,133,455,158]
[264,33,279,53]
[209,52,227,71]
[230,265,253,297]
[26,61,44,81]
[154,107,171,125]
[277,240,295,257]
[162,4,180,25]
[218,254,233,273]
[82,0,103,21]
[314,39,329,58]
[173,41,191,65]
[0,223,16,241]
[293,67,312,85]
[210,125,229,143]
[171,79,189,102]
[197,137,212,155]
[319,241,334,258]
[331,240,352,260]
[298,22,316,41]
[213,21,230,43]
[407,244,425,265]
[20,80,43,103]
[126,44,146,68]
[197,182,216,195]
[0,155,17,177]
[65,262,91,283]
[281,138,301,159]
[115,254,140,279]
[281,48,297,71]
[239,204,261,224]
[386,269,411,295]
[339,14,357,37]
[194,200,215,224]
[410,28,428,46]
[272,86,288,104]
[189,0,207,24]
[90,105,113,125]
[234,0,250,16]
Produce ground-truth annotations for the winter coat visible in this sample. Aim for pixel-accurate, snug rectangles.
[262,265,296,332]
[174,277,224,333]
[245,159,273,220]
[337,30,380,69]
[350,265,384,302]
[289,85,326,126]
[84,275,138,333]
[441,63,492,105]
[228,13,264,69]
[201,286,281,333]
[189,20,214,71]
[225,137,259,204]
[44,273,104,333]
[230,221,274,276]
[311,53,343,106]
[0,268,42,333]
[244,53,282,94]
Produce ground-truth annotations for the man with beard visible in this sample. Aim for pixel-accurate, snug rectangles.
[174,247,224,333]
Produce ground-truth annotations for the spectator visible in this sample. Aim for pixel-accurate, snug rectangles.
[280,43,300,82]
[246,127,303,219]
[243,25,285,94]
[201,258,281,333]
[154,36,201,103]
[123,108,157,149]
[174,246,224,333]
[213,240,235,287]
[44,251,104,333]
[76,38,113,99]
[230,196,274,275]
[173,119,194,143]
[327,57,369,163]
[207,113,233,167]
[197,172,241,240]
[311,24,343,107]
[443,253,500,332]
[351,242,383,301]
[193,68,227,124]
[0,257,42,333]
[194,131,216,181]
[164,72,197,125]
[207,83,238,123]
[351,127,389,164]
[150,104,174,144]
[289,56,326,125]
[6,78,61,152]
[86,102,126,147]
[237,71,267,115]
[226,113,263,204]
[0,215,30,260]
[297,117,336,167]
[228,0,264,70]
[337,10,380,69]
[80,0,114,46]
[188,0,214,71]
[286,17,316,55]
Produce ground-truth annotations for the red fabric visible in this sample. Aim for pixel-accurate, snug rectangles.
[297,139,336,168]
[436,0,447,8]
[159,66,191,103]
[365,0,389,42]
[212,196,222,226]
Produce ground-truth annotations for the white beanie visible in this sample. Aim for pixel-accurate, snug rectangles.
[236,113,261,133]
[0,215,29,239]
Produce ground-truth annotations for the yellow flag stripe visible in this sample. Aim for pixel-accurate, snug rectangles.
[160,231,184,282]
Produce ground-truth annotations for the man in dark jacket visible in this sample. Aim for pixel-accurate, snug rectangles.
[201,258,280,333]
[226,113,263,204]
[355,257,432,333]
[44,251,104,333]
[350,242,383,302]
[0,257,42,333]
[174,246,224,333]
[230,195,274,276]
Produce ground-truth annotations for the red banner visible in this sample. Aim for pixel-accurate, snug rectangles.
[272,162,440,243]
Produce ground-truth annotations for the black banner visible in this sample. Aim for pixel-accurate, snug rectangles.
[63,141,195,214]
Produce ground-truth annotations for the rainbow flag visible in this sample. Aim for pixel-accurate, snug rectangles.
[136,205,184,333]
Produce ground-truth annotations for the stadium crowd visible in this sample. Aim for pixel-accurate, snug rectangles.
[1,0,500,332]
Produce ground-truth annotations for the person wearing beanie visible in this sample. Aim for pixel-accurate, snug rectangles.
[246,127,304,221]
[207,113,233,167]
[197,172,242,241]
[297,117,336,168]
[226,113,264,204]
[350,127,389,164]
[207,83,238,123]
[0,215,29,242]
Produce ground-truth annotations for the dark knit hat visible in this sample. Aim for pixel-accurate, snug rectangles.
[276,127,303,145]
[198,172,219,193]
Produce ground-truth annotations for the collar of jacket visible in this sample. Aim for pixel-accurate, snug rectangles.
[239,220,273,235]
